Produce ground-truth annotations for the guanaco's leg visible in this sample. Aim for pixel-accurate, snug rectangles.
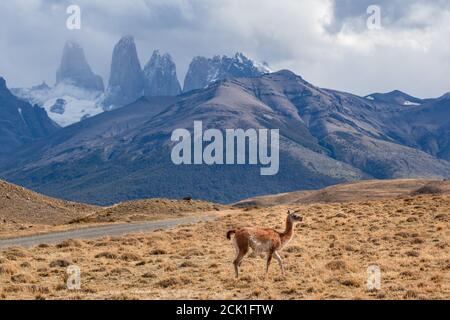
[233,235,249,278]
[273,251,285,276]
[265,249,275,277]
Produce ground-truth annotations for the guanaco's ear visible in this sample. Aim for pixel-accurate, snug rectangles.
[287,210,292,215]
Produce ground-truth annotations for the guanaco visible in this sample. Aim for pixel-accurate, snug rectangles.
[226,210,303,278]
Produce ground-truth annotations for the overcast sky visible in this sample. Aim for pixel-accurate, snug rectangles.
[1,0,450,98]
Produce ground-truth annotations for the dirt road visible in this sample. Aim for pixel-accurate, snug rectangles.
[0,215,216,250]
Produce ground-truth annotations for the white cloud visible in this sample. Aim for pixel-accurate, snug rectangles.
[0,0,449,98]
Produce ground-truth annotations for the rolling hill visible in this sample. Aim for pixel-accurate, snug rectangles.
[234,179,450,207]
[0,180,95,225]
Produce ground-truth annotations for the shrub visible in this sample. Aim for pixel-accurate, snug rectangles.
[95,252,118,259]
[120,253,141,261]
[325,260,347,271]
[49,259,71,268]
[149,249,167,255]
[412,185,442,196]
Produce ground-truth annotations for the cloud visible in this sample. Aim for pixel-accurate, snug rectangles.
[0,0,449,98]
[328,0,450,32]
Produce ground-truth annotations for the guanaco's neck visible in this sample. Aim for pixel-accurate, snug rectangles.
[281,216,294,246]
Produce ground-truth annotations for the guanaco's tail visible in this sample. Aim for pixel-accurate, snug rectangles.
[226,230,236,240]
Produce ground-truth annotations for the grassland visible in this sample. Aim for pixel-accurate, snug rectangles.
[0,194,448,300]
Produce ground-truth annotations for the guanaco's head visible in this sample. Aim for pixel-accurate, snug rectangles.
[287,210,303,223]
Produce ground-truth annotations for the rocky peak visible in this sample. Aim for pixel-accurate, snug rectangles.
[143,50,181,96]
[183,52,271,92]
[223,52,267,77]
[102,36,145,110]
[56,41,104,92]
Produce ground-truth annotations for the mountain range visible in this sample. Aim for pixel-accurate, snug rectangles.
[13,36,270,126]
[12,41,106,127]
[0,64,449,205]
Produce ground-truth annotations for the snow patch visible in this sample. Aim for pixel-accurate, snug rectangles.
[403,100,421,106]
[43,95,102,127]
[13,83,103,127]
[263,114,275,120]
[254,61,272,74]
[17,107,26,123]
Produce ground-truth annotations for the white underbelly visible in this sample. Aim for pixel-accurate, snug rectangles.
[249,236,272,253]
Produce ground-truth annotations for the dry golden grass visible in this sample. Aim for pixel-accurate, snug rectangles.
[235,179,450,207]
[71,198,226,224]
[0,180,97,226]
[0,222,75,239]
[0,179,99,238]
[0,194,448,300]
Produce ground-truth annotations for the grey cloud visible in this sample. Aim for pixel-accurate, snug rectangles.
[327,0,450,33]
[0,0,450,99]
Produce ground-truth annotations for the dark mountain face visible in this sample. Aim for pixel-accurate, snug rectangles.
[0,77,59,159]
[102,36,145,110]
[56,41,104,92]
[183,52,270,93]
[388,95,450,161]
[143,50,181,97]
[1,70,449,205]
